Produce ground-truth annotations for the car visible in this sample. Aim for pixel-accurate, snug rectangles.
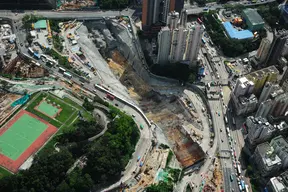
[132,114,136,118]
[20,43,23,46]
[220,128,222,132]
[221,139,223,142]
[234,140,236,144]
[115,103,119,107]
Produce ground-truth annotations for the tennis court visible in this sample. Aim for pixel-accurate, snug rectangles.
[0,114,47,160]
[36,100,61,118]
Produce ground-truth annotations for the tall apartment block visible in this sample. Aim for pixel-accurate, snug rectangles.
[169,0,185,13]
[157,10,202,66]
[256,38,271,63]
[258,82,280,104]
[252,142,282,177]
[245,65,279,95]
[157,27,171,65]
[265,30,288,67]
[142,0,184,30]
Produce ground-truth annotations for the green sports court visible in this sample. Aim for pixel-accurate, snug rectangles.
[0,114,47,160]
[36,100,61,118]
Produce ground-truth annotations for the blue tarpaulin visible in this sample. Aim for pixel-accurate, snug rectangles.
[11,94,30,107]
[223,22,254,40]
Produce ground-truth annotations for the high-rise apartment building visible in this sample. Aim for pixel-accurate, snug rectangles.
[142,0,184,30]
[233,77,255,97]
[157,10,202,66]
[265,30,288,67]
[256,38,271,63]
[245,65,279,95]
[169,0,185,13]
[270,92,288,117]
[157,27,171,65]
[142,0,161,30]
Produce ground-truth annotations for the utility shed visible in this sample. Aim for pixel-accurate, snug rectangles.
[242,8,265,31]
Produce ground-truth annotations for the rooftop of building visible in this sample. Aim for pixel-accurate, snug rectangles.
[33,20,47,29]
[280,170,288,185]
[239,94,257,105]
[274,121,288,131]
[270,135,288,152]
[242,8,265,25]
[247,116,275,130]
[223,22,254,40]
[269,177,286,192]
[256,142,282,167]
[246,65,279,79]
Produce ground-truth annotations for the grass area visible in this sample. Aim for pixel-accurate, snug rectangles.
[0,167,12,179]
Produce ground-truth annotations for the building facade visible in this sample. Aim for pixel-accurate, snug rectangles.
[157,27,171,65]
[256,38,271,63]
[265,30,288,67]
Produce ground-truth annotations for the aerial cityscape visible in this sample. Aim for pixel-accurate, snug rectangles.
[0,0,287,192]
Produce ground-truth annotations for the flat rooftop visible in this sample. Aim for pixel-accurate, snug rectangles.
[223,22,254,40]
[242,8,265,25]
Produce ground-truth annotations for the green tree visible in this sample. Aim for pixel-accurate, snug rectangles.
[146,182,173,192]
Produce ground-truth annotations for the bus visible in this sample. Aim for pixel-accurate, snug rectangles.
[201,38,206,44]
[28,47,34,55]
[59,67,66,73]
[197,18,203,24]
[237,165,241,175]
[63,72,72,79]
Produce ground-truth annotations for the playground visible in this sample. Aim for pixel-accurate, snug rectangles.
[35,99,62,118]
[0,110,57,173]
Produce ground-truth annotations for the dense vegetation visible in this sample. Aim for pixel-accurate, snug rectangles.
[203,13,262,57]
[0,100,140,191]
[146,181,174,192]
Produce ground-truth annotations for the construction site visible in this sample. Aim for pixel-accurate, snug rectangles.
[3,55,49,78]
[57,0,96,10]
[0,91,22,125]
[125,148,170,191]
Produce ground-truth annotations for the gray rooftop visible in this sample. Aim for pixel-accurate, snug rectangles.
[242,8,265,25]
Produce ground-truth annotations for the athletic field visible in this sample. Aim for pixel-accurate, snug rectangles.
[36,100,61,118]
[0,110,57,173]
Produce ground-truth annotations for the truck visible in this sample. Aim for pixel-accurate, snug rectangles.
[237,165,241,175]
[106,93,115,101]
[226,127,230,134]
[63,72,72,79]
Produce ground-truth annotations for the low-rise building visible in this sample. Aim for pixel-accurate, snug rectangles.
[242,8,265,31]
[252,142,282,177]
